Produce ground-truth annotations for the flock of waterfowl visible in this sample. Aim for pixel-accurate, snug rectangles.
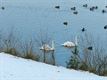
[55,3,107,31]
[1,3,107,31]
[53,2,107,51]
[55,4,107,14]
[39,38,93,52]
[83,4,107,13]
[55,4,107,13]
[37,2,107,52]
[0,2,106,52]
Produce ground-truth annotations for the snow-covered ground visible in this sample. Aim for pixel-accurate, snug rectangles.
[0,52,107,80]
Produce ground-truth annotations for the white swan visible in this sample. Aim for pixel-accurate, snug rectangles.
[62,36,78,48]
[62,41,75,48]
[40,41,55,51]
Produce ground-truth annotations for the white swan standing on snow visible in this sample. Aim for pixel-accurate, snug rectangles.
[40,41,55,51]
[62,36,78,48]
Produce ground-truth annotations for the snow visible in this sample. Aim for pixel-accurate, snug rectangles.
[0,52,107,80]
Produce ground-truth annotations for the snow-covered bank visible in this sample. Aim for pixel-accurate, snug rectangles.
[0,53,107,80]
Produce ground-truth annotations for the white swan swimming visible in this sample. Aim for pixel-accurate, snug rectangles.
[62,41,75,48]
[40,41,55,51]
[62,36,78,48]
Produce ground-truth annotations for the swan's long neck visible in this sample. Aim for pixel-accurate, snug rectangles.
[75,36,78,46]
[52,40,55,49]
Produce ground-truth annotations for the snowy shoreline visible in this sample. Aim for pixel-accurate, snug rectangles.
[0,52,107,80]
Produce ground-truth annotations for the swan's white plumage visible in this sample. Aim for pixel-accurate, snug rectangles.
[40,41,55,51]
[62,41,75,48]
[62,36,78,48]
